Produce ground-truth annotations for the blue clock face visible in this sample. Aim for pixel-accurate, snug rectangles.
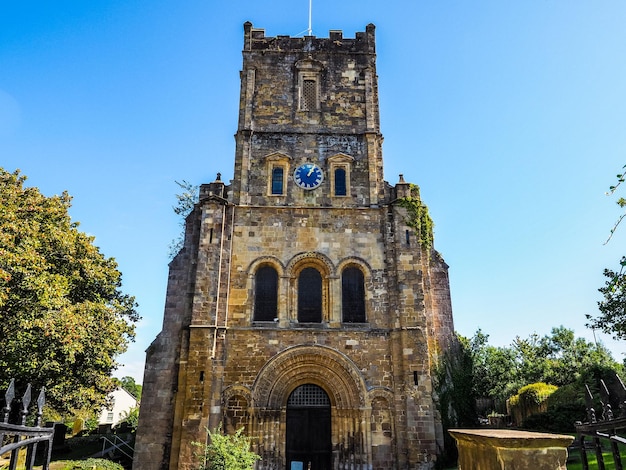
[294,163,324,190]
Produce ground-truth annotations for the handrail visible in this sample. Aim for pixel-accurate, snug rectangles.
[99,434,134,460]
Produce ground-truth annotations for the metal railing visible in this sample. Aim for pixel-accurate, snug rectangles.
[98,434,134,461]
[575,374,626,470]
[0,379,53,470]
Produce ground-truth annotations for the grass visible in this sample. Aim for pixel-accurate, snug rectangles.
[567,443,626,470]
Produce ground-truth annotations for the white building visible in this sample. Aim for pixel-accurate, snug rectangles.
[98,387,138,428]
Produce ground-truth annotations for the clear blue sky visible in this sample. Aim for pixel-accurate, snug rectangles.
[2,1,626,382]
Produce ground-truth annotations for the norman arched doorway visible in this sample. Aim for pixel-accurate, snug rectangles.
[252,345,369,469]
[286,384,331,470]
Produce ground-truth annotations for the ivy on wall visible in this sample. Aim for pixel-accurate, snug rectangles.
[396,183,434,252]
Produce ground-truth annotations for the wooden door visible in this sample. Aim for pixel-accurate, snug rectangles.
[286,385,331,470]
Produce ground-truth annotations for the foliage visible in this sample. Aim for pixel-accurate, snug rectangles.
[84,415,100,433]
[65,433,104,452]
[508,382,557,426]
[521,403,586,433]
[119,376,142,400]
[546,382,583,409]
[466,325,624,431]
[435,335,478,428]
[469,327,621,404]
[433,335,477,468]
[510,383,557,407]
[587,165,626,340]
[469,329,520,403]
[0,168,139,414]
[169,180,199,259]
[57,458,124,470]
[604,163,626,244]
[193,426,260,470]
[117,406,139,430]
[396,184,434,252]
[586,258,626,340]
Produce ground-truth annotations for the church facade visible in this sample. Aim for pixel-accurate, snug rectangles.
[134,23,456,470]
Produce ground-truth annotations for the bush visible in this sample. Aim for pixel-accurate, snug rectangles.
[193,426,260,470]
[521,403,586,433]
[116,407,139,432]
[509,383,557,425]
[546,383,584,409]
[59,458,124,470]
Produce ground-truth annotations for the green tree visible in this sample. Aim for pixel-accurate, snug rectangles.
[468,327,621,404]
[193,426,260,470]
[120,375,143,400]
[168,180,199,259]
[586,258,626,340]
[542,326,618,385]
[604,164,626,244]
[118,406,140,430]
[436,334,477,428]
[585,166,626,339]
[470,330,520,402]
[0,168,139,414]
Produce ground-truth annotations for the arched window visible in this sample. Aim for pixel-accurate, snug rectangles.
[254,266,278,321]
[334,168,347,196]
[271,167,284,195]
[342,267,365,323]
[298,267,322,323]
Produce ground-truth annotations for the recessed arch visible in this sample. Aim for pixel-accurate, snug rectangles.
[286,251,335,277]
[252,345,367,410]
[336,256,371,274]
[246,256,285,276]
[337,258,371,324]
[246,257,285,324]
[286,253,335,323]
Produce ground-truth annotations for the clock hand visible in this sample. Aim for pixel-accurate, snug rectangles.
[307,166,314,177]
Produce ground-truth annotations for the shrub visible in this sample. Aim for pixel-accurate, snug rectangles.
[59,458,124,470]
[521,403,586,433]
[193,426,260,470]
[116,407,139,431]
[509,383,557,425]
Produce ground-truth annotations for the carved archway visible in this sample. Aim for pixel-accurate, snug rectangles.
[252,344,366,410]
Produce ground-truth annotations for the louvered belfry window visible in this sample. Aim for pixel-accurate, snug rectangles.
[301,79,318,111]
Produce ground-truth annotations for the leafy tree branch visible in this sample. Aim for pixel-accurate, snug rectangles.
[168,180,199,259]
[0,168,139,414]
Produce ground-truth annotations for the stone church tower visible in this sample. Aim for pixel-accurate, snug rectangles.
[134,23,456,470]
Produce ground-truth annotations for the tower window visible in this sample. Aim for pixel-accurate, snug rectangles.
[328,154,353,198]
[298,267,322,323]
[254,266,278,321]
[264,153,291,197]
[334,168,347,196]
[301,79,318,111]
[342,267,365,323]
[271,167,284,195]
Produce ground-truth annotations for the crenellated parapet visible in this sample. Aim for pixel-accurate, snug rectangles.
[243,21,376,54]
